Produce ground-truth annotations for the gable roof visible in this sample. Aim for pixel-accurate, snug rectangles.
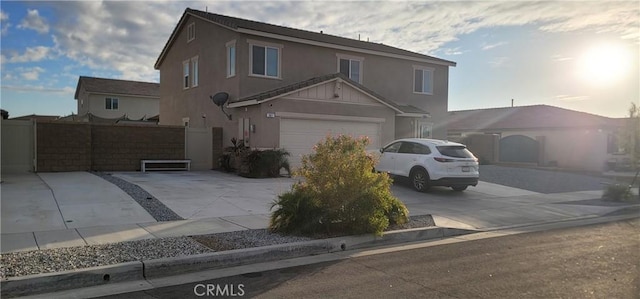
[228,73,428,116]
[155,8,456,69]
[74,76,160,100]
[447,105,621,131]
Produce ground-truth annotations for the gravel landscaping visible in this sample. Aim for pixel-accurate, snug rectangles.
[92,172,184,221]
[0,215,435,279]
[479,165,616,194]
[0,237,210,279]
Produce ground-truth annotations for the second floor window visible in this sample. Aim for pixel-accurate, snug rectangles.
[105,98,118,110]
[183,60,189,89]
[191,57,199,87]
[339,58,362,83]
[187,22,195,42]
[414,67,434,95]
[227,41,236,77]
[251,45,279,78]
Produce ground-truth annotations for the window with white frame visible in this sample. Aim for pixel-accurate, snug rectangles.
[187,22,195,42]
[337,54,363,83]
[191,57,199,87]
[183,60,190,89]
[414,67,434,94]
[250,42,280,78]
[105,97,119,110]
[338,58,362,83]
[226,40,236,78]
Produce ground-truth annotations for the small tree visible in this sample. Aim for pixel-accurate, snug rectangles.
[270,135,409,236]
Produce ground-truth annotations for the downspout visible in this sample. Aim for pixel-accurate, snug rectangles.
[33,119,37,172]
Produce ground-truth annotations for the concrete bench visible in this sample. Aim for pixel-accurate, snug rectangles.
[141,160,191,172]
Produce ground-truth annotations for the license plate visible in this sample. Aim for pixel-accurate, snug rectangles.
[462,166,470,172]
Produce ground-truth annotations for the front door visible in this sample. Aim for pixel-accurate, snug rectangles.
[415,120,433,138]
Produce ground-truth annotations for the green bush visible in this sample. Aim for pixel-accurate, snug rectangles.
[219,138,248,172]
[602,184,633,201]
[239,149,290,178]
[269,135,409,236]
[269,185,323,234]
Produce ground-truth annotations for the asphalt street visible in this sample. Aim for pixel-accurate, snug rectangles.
[99,218,640,299]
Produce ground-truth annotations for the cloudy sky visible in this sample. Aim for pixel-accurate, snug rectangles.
[1,1,638,118]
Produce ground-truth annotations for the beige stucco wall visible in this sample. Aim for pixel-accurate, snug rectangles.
[500,128,612,172]
[158,14,452,141]
[159,15,241,133]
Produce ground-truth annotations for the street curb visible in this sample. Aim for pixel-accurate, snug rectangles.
[0,261,143,298]
[143,239,331,279]
[0,226,475,298]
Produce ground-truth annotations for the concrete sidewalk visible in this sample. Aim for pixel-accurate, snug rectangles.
[2,171,638,253]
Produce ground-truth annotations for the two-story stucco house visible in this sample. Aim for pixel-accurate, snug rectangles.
[156,8,456,167]
[74,76,160,121]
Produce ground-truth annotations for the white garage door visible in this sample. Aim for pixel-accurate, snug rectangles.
[280,118,381,169]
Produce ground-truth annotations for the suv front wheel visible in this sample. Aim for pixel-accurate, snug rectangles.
[410,169,431,192]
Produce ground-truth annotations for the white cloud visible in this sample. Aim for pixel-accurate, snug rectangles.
[1,84,74,94]
[551,54,573,62]
[6,46,51,63]
[17,9,49,34]
[554,94,590,102]
[20,67,45,81]
[0,10,10,35]
[439,47,465,56]
[488,57,510,68]
[482,42,508,50]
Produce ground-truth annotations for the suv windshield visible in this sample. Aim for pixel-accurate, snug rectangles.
[436,145,474,158]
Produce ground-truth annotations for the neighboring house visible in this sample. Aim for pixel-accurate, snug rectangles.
[155,8,456,167]
[74,76,160,120]
[446,105,625,172]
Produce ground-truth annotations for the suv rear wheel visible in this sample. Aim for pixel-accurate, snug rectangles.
[451,186,468,192]
[411,169,431,192]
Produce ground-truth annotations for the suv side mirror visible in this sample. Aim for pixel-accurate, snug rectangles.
[379,148,384,153]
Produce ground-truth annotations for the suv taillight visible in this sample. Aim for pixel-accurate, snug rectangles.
[434,157,455,162]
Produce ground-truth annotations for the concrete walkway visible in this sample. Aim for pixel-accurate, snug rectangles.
[1,171,638,253]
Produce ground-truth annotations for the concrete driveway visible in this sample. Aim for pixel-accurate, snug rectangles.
[2,169,637,253]
[1,172,156,252]
[114,170,636,231]
[113,171,293,219]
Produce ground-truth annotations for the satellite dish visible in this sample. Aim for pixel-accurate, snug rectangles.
[210,92,229,107]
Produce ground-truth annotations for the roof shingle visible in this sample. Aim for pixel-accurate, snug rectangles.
[74,76,160,99]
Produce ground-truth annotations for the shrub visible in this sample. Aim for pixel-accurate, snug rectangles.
[269,185,323,234]
[602,184,633,201]
[239,149,290,178]
[269,135,409,236]
[219,138,248,172]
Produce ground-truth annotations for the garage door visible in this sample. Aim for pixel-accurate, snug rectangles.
[280,118,381,169]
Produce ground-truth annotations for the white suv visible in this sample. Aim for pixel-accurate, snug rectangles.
[375,138,479,192]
